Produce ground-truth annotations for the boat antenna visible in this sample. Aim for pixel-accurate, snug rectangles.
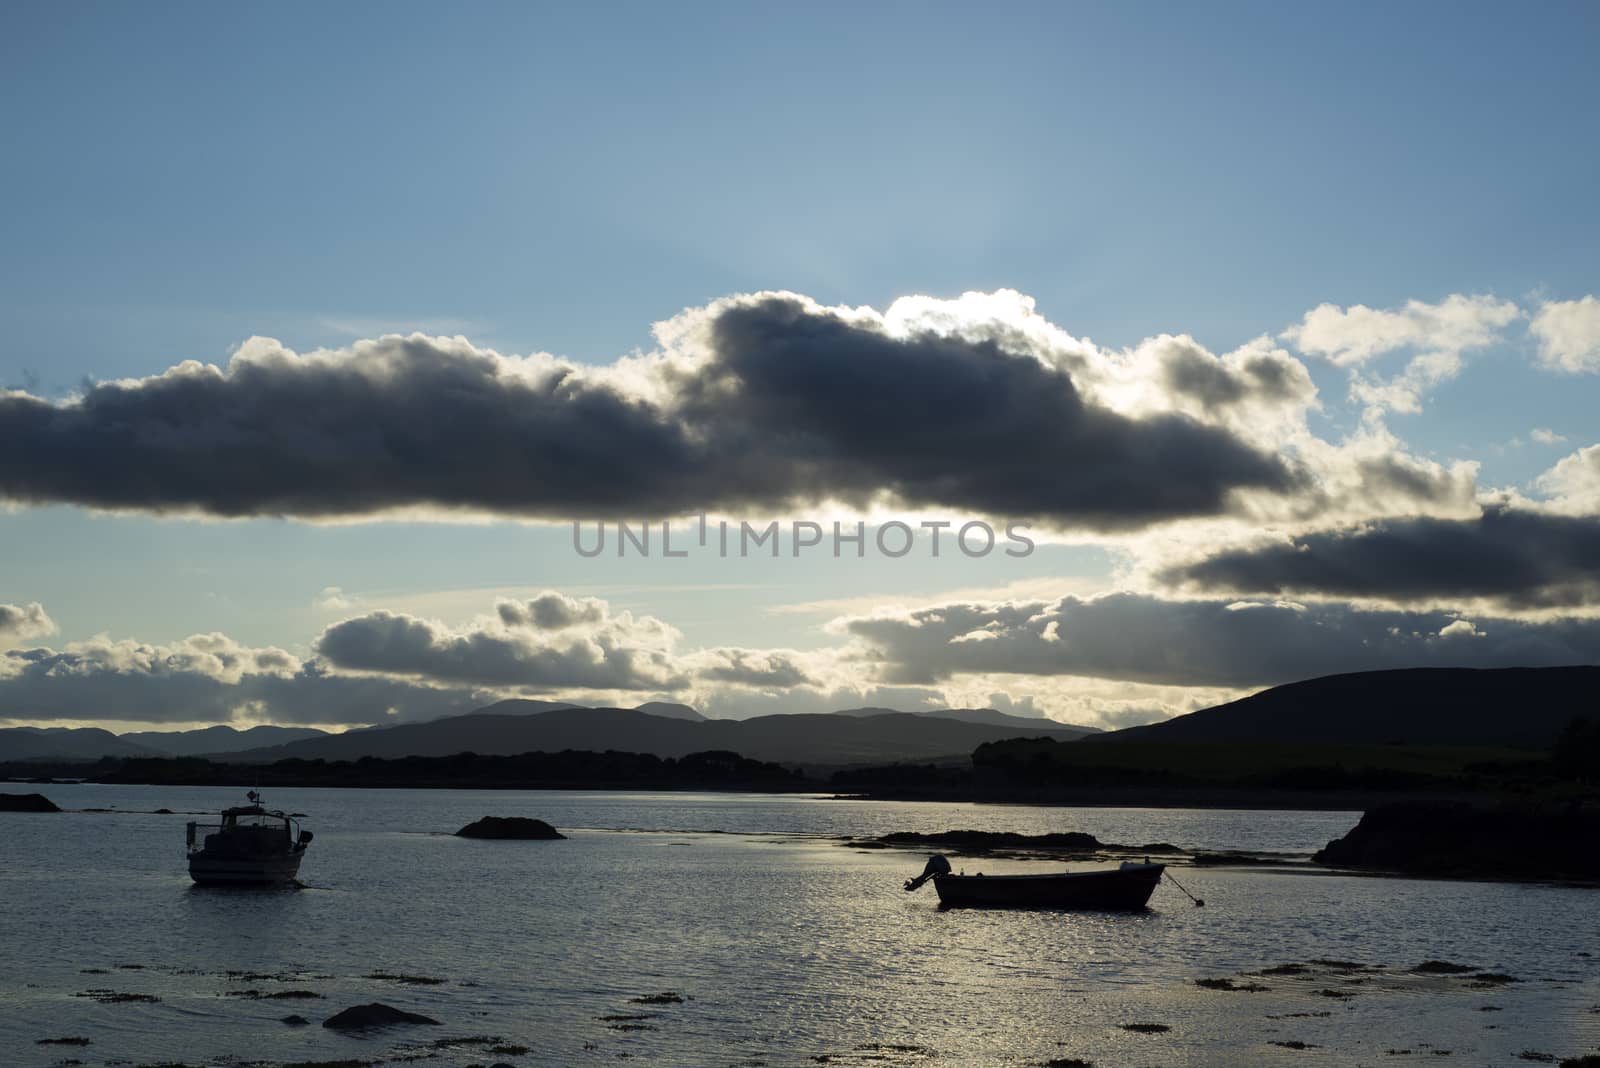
[1164,869,1205,907]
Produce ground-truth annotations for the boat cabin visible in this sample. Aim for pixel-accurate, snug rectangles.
[186,792,310,859]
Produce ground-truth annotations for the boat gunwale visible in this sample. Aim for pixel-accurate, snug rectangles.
[932,862,1164,883]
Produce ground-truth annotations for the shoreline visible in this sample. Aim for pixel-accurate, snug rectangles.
[5,771,1501,812]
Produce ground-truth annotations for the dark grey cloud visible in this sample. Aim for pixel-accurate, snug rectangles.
[687,298,1303,526]
[0,338,701,519]
[0,294,1305,529]
[0,643,487,726]
[845,593,1600,690]
[1162,506,1600,609]
[315,601,820,693]
[314,609,691,691]
[1160,339,1306,411]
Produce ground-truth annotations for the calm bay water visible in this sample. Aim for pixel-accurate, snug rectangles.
[2,785,1597,1067]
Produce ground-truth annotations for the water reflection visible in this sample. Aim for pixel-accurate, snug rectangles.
[0,785,1595,1067]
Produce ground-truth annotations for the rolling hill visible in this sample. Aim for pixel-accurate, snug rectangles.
[123,724,331,756]
[1092,666,1600,749]
[229,705,1093,766]
[0,726,159,762]
[833,706,1095,733]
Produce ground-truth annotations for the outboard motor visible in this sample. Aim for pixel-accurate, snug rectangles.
[298,830,314,846]
[903,854,952,892]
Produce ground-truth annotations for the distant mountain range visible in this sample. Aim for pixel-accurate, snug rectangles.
[0,723,330,762]
[1093,666,1599,749]
[122,724,331,755]
[0,702,1087,766]
[0,726,159,762]
[14,663,1584,769]
[229,704,1094,767]
[832,706,1060,731]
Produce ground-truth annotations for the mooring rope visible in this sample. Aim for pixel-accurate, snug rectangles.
[1165,869,1205,907]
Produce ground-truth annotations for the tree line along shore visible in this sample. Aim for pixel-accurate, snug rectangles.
[3,720,1596,809]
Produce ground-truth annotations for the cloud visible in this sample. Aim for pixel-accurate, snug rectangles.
[0,632,486,727]
[1283,294,1520,367]
[0,602,56,648]
[313,586,357,611]
[1157,505,1600,611]
[1531,427,1568,446]
[1535,443,1600,512]
[687,648,814,689]
[0,334,697,520]
[0,631,298,685]
[314,592,819,695]
[1282,294,1520,415]
[495,591,607,630]
[842,592,1600,690]
[1531,296,1600,374]
[3,586,1597,731]
[314,599,689,692]
[0,292,1327,531]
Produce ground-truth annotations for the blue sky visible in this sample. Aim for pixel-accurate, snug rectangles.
[2,2,1598,731]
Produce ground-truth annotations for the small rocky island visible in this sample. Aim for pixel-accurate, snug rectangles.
[0,792,61,812]
[1314,800,1600,881]
[323,1002,440,1029]
[455,816,566,840]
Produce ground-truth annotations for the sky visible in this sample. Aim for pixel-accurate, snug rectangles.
[2,2,1598,733]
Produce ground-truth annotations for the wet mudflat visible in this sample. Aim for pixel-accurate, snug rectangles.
[2,785,1597,1067]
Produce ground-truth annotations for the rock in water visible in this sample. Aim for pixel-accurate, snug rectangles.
[322,1002,440,1029]
[455,816,566,840]
[1314,800,1600,881]
[0,793,60,813]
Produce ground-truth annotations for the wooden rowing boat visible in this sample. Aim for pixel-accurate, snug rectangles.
[904,854,1164,910]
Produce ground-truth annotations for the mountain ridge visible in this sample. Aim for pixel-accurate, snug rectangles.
[1092,665,1600,749]
[224,705,1094,766]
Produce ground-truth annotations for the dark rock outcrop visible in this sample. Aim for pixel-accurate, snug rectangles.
[876,829,1184,854]
[881,829,1102,851]
[0,793,60,812]
[1313,801,1600,881]
[322,1002,440,1029]
[455,816,566,840]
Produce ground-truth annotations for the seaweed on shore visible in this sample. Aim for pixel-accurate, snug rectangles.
[365,971,447,985]
[1195,977,1269,992]
[1469,972,1520,987]
[75,989,160,1003]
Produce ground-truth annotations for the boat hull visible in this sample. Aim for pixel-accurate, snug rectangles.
[188,850,305,885]
[932,863,1163,910]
